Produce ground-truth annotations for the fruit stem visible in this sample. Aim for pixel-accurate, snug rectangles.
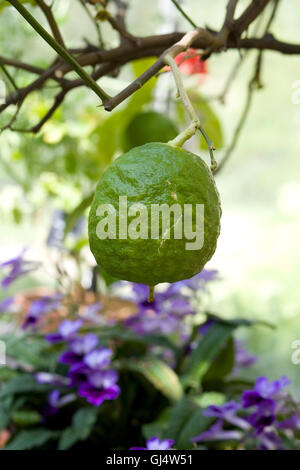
[164,54,217,172]
[148,285,155,303]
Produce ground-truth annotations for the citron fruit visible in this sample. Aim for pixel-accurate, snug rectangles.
[88,142,221,286]
[121,111,178,152]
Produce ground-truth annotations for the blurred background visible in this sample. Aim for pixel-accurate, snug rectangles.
[1,0,300,389]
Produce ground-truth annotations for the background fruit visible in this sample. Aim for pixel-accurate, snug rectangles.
[88,143,221,285]
[121,111,178,152]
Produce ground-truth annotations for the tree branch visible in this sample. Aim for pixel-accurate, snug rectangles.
[170,0,198,29]
[8,0,110,103]
[233,0,271,36]
[35,0,66,47]
[104,29,220,111]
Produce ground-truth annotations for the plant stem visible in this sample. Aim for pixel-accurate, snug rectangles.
[165,54,217,171]
[170,0,198,29]
[148,285,155,303]
[8,0,110,103]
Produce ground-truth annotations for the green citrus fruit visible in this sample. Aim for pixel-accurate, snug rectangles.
[88,142,221,286]
[121,111,178,152]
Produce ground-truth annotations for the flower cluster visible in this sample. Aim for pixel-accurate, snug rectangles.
[39,319,120,407]
[116,269,219,337]
[0,248,39,289]
[192,376,300,450]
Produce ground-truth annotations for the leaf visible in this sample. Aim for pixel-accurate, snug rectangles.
[166,397,212,449]
[12,410,42,426]
[0,405,10,431]
[181,322,235,387]
[0,375,51,399]
[5,429,58,450]
[58,407,98,450]
[96,325,179,353]
[121,356,183,403]
[202,336,235,382]
[129,58,157,110]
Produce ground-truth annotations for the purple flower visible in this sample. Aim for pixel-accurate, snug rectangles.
[83,347,113,369]
[130,437,175,450]
[67,362,90,386]
[78,370,120,406]
[199,319,215,335]
[84,302,103,322]
[59,333,98,365]
[0,249,40,289]
[277,414,300,431]
[35,372,69,387]
[242,376,291,434]
[232,340,257,375]
[203,401,250,431]
[163,297,195,316]
[257,431,283,450]
[248,399,276,432]
[242,376,291,408]
[46,389,76,415]
[45,319,83,343]
[22,294,62,329]
[166,269,219,295]
[0,297,14,313]
[191,420,243,443]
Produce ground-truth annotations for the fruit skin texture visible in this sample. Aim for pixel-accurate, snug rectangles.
[122,111,178,152]
[88,143,221,286]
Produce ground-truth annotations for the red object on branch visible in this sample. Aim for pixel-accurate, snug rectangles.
[174,48,208,75]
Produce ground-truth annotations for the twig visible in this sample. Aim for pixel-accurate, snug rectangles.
[0,61,18,91]
[0,101,23,133]
[165,54,217,171]
[215,79,254,174]
[0,56,44,75]
[106,15,140,45]
[170,0,198,29]
[219,0,239,42]
[233,0,271,36]
[216,0,280,173]
[8,0,110,103]
[104,29,219,111]
[12,89,65,134]
[78,0,104,47]
[35,0,66,47]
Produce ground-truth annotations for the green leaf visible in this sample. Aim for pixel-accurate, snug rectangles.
[129,58,157,110]
[12,410,42,426]
[58,407,98,450]
[166,397,212,449]
[96,325,179,352]
[0,374,51,399]
[202,336,235,382]
[121,356,183,403]
[0,405,10,431]
[5,429,58,450]
[181,322,235,387]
